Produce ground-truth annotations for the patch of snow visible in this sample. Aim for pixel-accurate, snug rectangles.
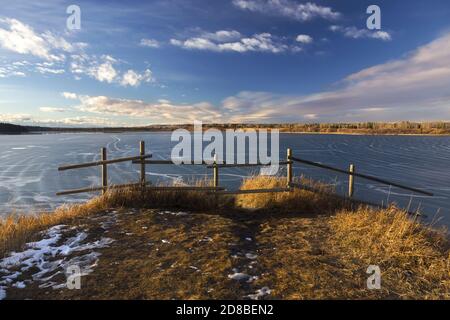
[158,211,188,216]
[228,272,258,283]
[245,253,258,260]
[171,211,188,216]
[245,237,252,241]
[0,288,5,300]
[247,287,272,300]
[13,281,26,289]
[99,216,117,230]
[0,224,114,300]
[161,239,170,244]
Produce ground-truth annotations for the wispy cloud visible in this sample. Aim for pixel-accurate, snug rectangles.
[74,95,222,123]
[140,38,160,48]
[39,107,68,112]
[61,92,78,100]
[0,18,83,61]
[70,53,154,86]
[0,113,32,122]
[171,30,293,53]
[330,25,392,41]
[121,69,153,87]
[296,34,313,44]
[232,0,340,21]
[0,17,155,86]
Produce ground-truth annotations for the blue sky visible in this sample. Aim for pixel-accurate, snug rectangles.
[0,0,450,126]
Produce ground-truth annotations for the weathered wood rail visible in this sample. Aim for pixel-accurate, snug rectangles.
[56,140,433,202]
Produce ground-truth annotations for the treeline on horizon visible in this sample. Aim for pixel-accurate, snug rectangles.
[0,122,30,134]
[1,121,450,134]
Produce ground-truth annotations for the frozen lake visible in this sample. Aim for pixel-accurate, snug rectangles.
[0,132,449,227]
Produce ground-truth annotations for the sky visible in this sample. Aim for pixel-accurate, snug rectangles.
[0,0,449,127]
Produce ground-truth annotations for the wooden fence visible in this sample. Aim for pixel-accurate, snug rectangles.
[56,140,433,200]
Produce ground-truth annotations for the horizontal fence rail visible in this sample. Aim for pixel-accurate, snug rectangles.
[56,142,433,216]
[131,160,209,165]
[58,154,152,171]
[290,156,433,197]
[206,162,290,169]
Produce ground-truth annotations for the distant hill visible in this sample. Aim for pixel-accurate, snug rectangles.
[0,123,29,134]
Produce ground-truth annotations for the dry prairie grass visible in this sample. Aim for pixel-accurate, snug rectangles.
[328,206,450,299]
[0,195,111,257]
[0,182,230,258]
[1,176,449,299]
[236,175,348,213]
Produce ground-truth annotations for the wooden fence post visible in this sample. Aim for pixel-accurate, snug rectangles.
[101,147,107,195]
[213,154,219,188]
[348,164,355,198]
[287,148,292,187]
[140,141,146,188]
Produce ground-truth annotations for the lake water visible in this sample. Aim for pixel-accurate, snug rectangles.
[0,133,449,227]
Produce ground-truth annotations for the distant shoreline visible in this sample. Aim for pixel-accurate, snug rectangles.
[1,129,449,137]
[1,130,450,137]
[1,121,450,136]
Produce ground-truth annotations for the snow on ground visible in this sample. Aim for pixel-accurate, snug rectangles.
[245,253,258,260]
[0,224,114,300]
[158,210,188,216]
[247,287,272,300]
[226,235,270,299]
[227,268,259,283]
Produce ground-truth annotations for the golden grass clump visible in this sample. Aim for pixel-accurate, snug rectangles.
[328,206,450,299]
[0,195,112,257]
[236,175,347,213]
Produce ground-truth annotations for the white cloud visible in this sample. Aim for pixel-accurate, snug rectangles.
[296,34,313,44]
[140,38,160,48]
[75,95,222,123]
[330,25,392,41]
[32,116,122,127]
[171,31,288,53]
[61,92,78,100]
[0,18,151,85]
[94,59,117,83]
[0,18,77,61]
[121,69,153,87]
[39,107,67,112]
[304,113,318,119]
[35,66,65,74]
[0,66,26,78]
[52,116,118,126]
[70,53,155,86]
[201,30,242,42]
[232,0,340,21]
[0,113,32,122]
